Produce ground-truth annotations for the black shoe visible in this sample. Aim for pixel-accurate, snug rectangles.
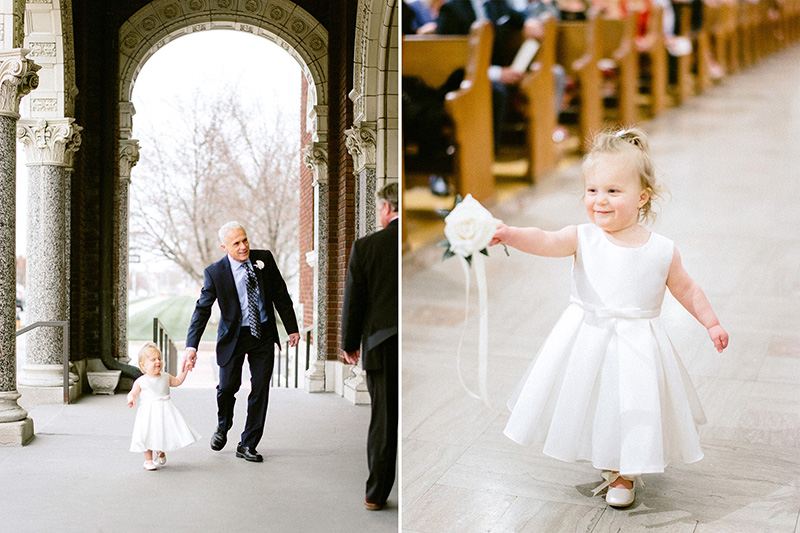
[236,445,263,462]
[210,427,227,451]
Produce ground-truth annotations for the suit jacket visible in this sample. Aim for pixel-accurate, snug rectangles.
[186,249,299,367]
[341,219,399,371]
[437,0,526,66]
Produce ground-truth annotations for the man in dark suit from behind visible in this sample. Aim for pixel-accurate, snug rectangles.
[184,222,300,463]
[342,183,399,511]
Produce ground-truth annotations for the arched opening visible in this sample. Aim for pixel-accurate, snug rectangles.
[127,30,303,385]
[117,0,330,389]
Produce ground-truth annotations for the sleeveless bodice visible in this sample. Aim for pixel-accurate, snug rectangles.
[571,223,674,317]
[137,374,171,402]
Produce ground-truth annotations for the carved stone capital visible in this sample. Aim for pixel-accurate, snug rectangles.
[344,122,376,172]
[303,142,328,186]
[0,49,40,119]
[119,139,141,182]
[17,118,83,167]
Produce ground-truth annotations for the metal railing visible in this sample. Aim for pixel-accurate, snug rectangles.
[15,321,70,404]
[272,326,314,388]
[153,318,178,375]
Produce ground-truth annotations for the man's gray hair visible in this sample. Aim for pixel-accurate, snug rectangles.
[218,221,246,244]
[377,182,398,213]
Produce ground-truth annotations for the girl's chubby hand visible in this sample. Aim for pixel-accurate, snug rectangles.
[489,223,511,247]
[708,324,729,353]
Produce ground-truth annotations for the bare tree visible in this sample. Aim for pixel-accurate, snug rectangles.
[130,87,300,289]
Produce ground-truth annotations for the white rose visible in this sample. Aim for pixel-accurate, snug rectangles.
[444,194,502,258]
[255,260,265,270]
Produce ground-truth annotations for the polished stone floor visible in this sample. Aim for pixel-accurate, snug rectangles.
[0,373,398,531]
[401,43,800,532]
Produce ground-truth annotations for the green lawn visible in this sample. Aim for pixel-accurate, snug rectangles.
[127,295,217,342]
[127,295,292,343]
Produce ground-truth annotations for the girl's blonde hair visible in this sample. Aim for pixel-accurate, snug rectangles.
[582,127,664,224]
[138,341,162,372]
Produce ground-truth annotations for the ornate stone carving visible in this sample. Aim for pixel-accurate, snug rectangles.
[270,7,285,20]
[303,142,328,186]
[0,51,40,118]
[189,0,204,10]
[164,4,180,18]
[309,36,323,51]
[28,42,57,58]
[142,16,158,31]
[217,0,232,8]
[344,122,377,171]
[291,19,306,34]
[245,0,260,13]
[31,98,57,112]
[14,0,25,47]
[17,118,83,167]
[119,139,141,182]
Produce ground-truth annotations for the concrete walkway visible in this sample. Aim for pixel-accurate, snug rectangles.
[402,42,800,531]
[0,385,398,531]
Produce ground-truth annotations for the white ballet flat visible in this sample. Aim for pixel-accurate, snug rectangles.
[154,451,166,466]
[592,471,642,508]
[143,460,157,471]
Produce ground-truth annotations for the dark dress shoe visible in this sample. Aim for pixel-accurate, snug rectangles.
[365,498,384,511]
[210,427,227,451]
[236,445,263,462]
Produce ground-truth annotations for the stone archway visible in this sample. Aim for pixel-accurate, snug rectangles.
[116,0,331,383]
[347,0,398,238]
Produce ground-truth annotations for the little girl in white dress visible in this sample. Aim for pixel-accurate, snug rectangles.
[490,128,729,507]
[127,342,200,470]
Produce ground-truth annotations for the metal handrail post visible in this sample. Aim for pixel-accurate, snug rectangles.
[15,321,70,404]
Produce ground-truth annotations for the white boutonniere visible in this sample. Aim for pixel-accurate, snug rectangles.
[255,260,265,270]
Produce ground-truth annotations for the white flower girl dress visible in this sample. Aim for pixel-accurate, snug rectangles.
[130,373,200,453]
[504,223,707,475]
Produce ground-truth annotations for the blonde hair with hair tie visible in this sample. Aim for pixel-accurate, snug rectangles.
[583,127,665,224]
[137,341,162,372]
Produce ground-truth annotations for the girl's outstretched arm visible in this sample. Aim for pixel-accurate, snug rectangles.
[666,247,729,353]
[126,381,141,407]
[169,366,189,387]
[490,224,578,257]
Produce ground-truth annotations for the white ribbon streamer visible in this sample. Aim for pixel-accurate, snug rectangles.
[455,253,492,408]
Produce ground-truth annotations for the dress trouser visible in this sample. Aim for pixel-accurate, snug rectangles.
[365,341,399,505]
[217,324,275,449]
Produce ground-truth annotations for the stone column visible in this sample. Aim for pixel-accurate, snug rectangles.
[342,121,378,405]
[0,49,38,445]
[117,139,139,364]
[16,118,81,404]
[303,142,328,393]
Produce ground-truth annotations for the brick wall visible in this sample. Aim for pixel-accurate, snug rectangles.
[326,0,357,361]
[298,75,314,330]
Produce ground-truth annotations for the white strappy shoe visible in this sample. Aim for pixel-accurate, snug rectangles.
[592,471,642,507]
[143,460,157,471]
[154,451,166,466]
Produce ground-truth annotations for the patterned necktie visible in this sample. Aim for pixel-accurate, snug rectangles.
[243,261,262,339]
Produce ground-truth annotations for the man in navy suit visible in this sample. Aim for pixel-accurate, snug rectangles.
[184,222,300,462]
[342,183,399,510]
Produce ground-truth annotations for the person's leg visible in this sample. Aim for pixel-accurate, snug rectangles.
[240,330,275,449]
[365,348,398,506]
[217,350,245,433]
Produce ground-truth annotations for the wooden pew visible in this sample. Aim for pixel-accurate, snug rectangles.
[597,13,640,126]
[557,18,603,151]
[518,17,558,180]
[737,0,757,68]
[402,21,495,203]
[637,5,669,116]
[671,0,696,103]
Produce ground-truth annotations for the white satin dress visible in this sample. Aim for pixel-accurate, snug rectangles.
[504,223,706,475]
[130,374,200,453]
